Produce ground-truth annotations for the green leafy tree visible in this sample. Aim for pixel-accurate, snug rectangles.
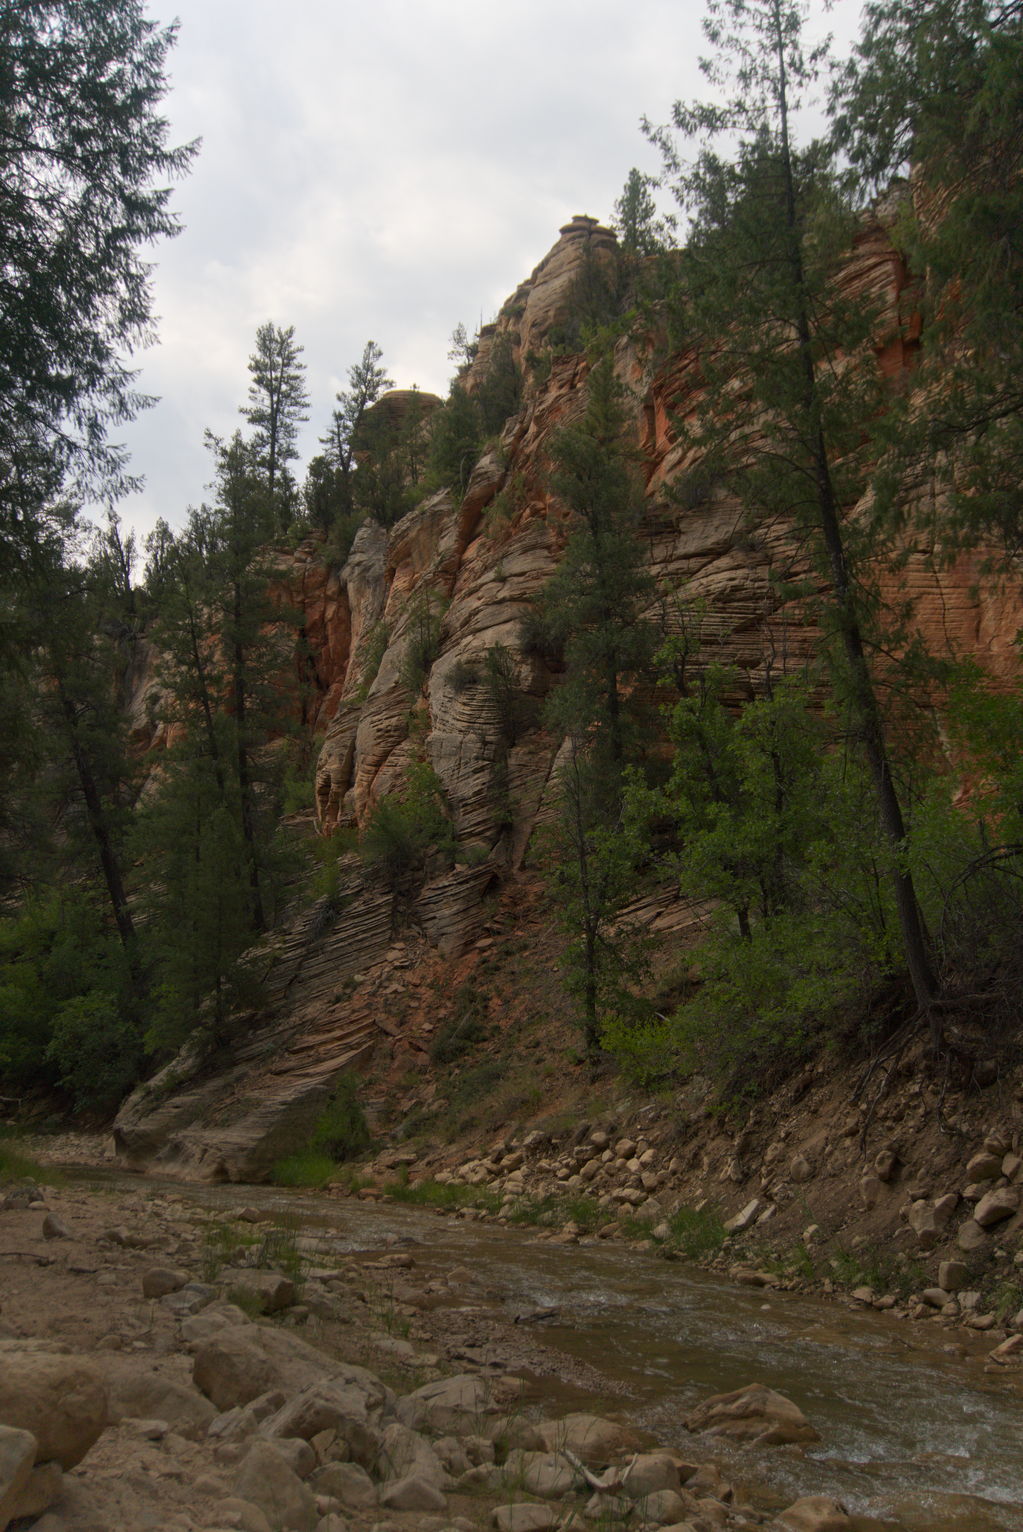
[648,0,941,1038]
[241,322,309,532]
[0,1,196,556]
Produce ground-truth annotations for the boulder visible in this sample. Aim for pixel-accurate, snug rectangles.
[99,1360,218,1439]
[376,1422,449,1488]
[957,1219,988,1252]
[194,1324,376,1414]
[685,1383,820,1446]
[211,1499,273,1532]
[312,1461,376,1508]
[966,1152,1003,1182]
[938,1260,969,1293]
[0,1352,107,1468]
[263,1378,384,1469]
[633,1487,693,1524]
[0,1424,37,1532]
[221,1269,297,1315]
[233,1440,317,1531]
[492,1505,560,1532]
[620,1452,681,1499]
[141,1266,190,1298]
[193,1330,276,1411]
[503,1449,576,1498]
[1,1461,61,1527]
[396,1373,519,1432]
[724,1199,762,1234]
[773,1496,852,1530]
[535,1412,642,1465]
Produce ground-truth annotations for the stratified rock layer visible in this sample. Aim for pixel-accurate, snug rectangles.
[115,213,1023,1181]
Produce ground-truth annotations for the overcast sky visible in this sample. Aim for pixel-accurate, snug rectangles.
[111,0,858,550]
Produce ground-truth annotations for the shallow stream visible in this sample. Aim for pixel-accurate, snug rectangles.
[119,1175,1023,1529]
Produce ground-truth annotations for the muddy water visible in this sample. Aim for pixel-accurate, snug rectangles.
[151,1178,1023,1531]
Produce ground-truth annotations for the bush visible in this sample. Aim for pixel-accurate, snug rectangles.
[310,1073,372,1161]
[45,991,143,1114]
[359,762,456,889]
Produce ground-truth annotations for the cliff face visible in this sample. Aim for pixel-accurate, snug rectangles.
[114,215,1023,1181]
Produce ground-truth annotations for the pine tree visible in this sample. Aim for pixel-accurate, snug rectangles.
[537,354,656,1056]
[318,341,393,523]
[0,2,196,556]
[648,0,941,1038]
[835,0,1023,563]
[241,323,309,532]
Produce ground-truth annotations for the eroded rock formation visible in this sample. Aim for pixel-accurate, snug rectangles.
[115,213,1023,1180]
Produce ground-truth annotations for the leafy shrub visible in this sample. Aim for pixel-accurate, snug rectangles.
[45,991,143,1114]
[399,593,445,696]
[359,762,456,889]
[310,1072,372,1161]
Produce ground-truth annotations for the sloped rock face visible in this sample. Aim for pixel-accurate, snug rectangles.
[117,213,1023,1181]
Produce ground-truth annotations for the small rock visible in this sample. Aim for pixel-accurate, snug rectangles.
[873,1149,898,1182]
[974,1186,1020,1227]
[492,1506,559,1532]
[41,1213,71,1241]
[724,1199,762,1235]
[938,1260,969,1292]
[377,1475,446,1513]
[957,1219,988,1252]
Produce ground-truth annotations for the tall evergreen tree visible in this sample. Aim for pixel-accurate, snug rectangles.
[537,354,656,1056]
[241,322,309,532]
[835,0,1023,564]
[317,341,393,523]
[648,0,941,1038]
[0,1,196,558]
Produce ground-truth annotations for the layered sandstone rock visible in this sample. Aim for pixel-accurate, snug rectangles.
[116,212,1023,1181]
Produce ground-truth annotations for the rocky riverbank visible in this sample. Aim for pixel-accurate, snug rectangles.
[0,1170,952,1532]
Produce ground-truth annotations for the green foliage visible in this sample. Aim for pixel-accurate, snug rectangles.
[425,381,482,497]
[662,1205,727,1259]
[612,168,672,256]
[0,891,140,1112]
[45,991,141,1115]
[359,762,456,890]
[240,322,309,532]
[399,592,446,697]
[0,1131,47,1186]
[430,981,490,1064]
[310,1073,372,1161]
[0,1,197,554]
[352,620,390,704]
[272,1150,338,1188]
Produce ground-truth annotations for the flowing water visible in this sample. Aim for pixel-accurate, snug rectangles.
[116,1175,1023,1529]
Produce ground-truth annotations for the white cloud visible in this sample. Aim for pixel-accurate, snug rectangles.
[111,0,856,549]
